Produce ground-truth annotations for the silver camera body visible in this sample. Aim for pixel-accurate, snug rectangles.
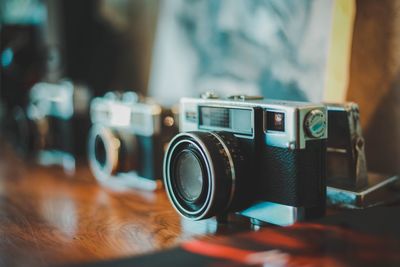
[164,95,328,226]
[88,92,178,191]
[326,102,399,208]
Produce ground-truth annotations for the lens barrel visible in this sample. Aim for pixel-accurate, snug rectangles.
[88,125,138,181]
[163,131,246,220]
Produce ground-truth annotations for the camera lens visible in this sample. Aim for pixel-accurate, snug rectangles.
[88,125,139,181]
[94,135,107,168]
[164,131,247,220]
[88,126,116,180]
[174,149,204,202]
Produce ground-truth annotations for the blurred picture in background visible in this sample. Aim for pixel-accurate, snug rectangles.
[149,0,334,105]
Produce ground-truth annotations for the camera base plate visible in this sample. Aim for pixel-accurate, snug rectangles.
[327,172,400,209]
[98,172,162,191]
[238,201,323,227]
[37,150,76,175]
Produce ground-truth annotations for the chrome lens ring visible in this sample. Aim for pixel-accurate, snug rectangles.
[88,124,119,181]
[164,134,214,219]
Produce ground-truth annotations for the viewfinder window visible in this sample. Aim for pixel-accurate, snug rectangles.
[199,106,253,135]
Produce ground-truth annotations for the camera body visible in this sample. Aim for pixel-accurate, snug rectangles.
[326,103,368,189]
[325,102,399,208]
[8,80,91,172]
[88,92,178,191]
[164,95,327,226]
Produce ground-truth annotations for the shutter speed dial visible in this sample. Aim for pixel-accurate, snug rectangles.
[304,109,326,138]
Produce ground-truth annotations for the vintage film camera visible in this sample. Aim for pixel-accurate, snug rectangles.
[8,80,91,172]
[163,94,328,226]
[88,92,178,191]
[326,103,399,208]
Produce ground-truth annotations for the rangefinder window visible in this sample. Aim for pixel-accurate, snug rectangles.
[265,111,285,132]
[199,106,253,135]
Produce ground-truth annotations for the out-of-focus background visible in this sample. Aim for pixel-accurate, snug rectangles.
[0,0,399,175]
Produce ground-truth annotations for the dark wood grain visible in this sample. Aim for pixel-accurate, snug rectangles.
[0,143,253,267]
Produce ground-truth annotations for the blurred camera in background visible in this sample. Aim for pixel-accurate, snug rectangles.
[325,102,399,208]
[6,80,92,173]
[88,91,178,191]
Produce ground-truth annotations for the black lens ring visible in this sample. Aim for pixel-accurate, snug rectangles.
[164,131,240,220]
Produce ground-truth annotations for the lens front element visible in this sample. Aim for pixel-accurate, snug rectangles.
[174,150,204,202]
[94,135,107,168]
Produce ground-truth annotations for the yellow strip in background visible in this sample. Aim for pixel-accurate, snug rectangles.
[323,0,356,102]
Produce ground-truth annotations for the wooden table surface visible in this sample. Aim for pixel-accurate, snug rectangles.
[0,143,255,267]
